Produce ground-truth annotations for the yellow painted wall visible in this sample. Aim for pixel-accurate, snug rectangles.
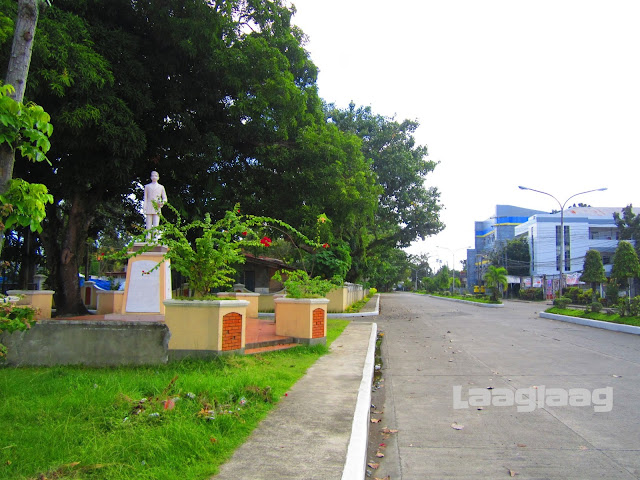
[163,300,248,351]
[7,290,54,320]
[274,298,329,339]
[96,291,124,315]
[217,292,259,318]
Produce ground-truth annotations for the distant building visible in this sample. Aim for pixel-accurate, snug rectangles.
[467,205,546,291]
[514,206,634,281]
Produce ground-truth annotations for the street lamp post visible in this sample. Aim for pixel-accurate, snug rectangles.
[518,186,607,297]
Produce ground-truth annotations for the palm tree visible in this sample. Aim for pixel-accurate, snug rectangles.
[484,265,508,302]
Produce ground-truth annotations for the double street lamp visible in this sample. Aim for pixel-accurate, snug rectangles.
[518,186,607,296]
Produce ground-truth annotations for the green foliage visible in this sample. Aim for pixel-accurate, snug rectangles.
[518,288,544,301]
[0,177,53,233]
[326,103,444,249]
[605,281,620,306]
[546,307,640,327]
[490,237,530,276]
[614,204,640,255]
[563,287,594,305]
[0,83,53,164]
[272,269,341,299]
[308,240,351,281]
[483,265,508,302]
[580,250,607,284]
[0,319,348,479]
[118,204,324,298]
[587,302,603,313]
[616,297,640,317]
[553,297,571,309]
[0,300,37,360]
[611,241,640,285]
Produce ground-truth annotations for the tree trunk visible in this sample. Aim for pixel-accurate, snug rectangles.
[5,0,39,104]
[42,193,95,316]
[1,0,40,236]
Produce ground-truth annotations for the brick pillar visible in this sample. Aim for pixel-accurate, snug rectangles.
[222,312,243,351]
[312,308,325,339]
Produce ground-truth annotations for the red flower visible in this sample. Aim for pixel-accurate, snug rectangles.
[242,231,247,236]
[260,236,272,247]
[322,243,330,248]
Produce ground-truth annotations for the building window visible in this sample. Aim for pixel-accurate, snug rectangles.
[530,227,534,270]
[556,225,571,271]
[564,225,570,271]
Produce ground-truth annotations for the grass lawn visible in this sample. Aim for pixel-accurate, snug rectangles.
[546,307,640,327]
[0,319,350,480]
[424,292,501,304]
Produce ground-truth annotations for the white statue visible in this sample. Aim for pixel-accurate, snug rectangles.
[143,171,167,230]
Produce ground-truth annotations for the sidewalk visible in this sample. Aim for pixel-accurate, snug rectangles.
[213,321,377,480]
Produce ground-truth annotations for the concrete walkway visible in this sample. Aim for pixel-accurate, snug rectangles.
[213,321,377,480]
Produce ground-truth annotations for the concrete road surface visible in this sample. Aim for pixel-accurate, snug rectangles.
[364,293,640,480]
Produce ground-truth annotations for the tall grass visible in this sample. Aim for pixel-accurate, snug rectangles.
[0,319,349,480]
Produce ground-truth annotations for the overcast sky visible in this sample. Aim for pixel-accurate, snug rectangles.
[289,0,640,268]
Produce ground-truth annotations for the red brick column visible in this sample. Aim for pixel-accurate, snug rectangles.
[312,308,325,339]
[222,312,243,351]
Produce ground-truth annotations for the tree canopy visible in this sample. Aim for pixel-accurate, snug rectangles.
[1,0,444,310]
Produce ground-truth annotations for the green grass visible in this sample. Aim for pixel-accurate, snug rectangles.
[424,292,501,304]
[343,294,375,313]
[546,307,640,327]
[0,319,350,480]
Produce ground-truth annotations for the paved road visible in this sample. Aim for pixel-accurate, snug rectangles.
[363,293,640,479]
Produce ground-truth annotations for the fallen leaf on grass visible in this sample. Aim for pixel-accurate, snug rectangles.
[508,468,519,477]
[376,451,385,458]
[451,422,464,430]
[367,462,379,469]
[381,428,398,434]
[517,443,527,448]
[374,477,391,480]
[579,446,588,450]
[379,442,387,447]
[371,418,381,423]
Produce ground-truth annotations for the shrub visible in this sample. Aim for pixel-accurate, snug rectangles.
[369,288,377,296]
[616,298,629,317]
[630,297,640,317]
[553,297,571,309]
[588,302,602,313]
[519,288,543,301]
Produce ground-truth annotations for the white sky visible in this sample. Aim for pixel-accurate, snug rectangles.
[289,0,640,268]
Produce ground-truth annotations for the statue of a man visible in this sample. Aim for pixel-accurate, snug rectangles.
[143,171,167,230]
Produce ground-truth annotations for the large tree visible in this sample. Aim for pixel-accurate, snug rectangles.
[325,103,444,281]
[490,237,530,276]
[611,241,640,299]
[5,0,382,312]
[580,249,606,302]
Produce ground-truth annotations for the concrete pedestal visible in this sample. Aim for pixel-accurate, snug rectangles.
[121,244,171,314]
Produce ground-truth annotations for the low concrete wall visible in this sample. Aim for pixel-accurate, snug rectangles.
[1,320,170,366]
[327,283,365,313]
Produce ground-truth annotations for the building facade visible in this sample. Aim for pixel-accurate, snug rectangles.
[514,206,632,280]
[467,205,545,291]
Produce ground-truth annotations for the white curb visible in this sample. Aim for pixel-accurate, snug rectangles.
[341,322,377,480]
[540,312,640,335]
[424,294,505,308]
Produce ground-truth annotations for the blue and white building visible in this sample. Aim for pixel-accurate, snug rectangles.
[514,207,633,280]
[467,205,545,291]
